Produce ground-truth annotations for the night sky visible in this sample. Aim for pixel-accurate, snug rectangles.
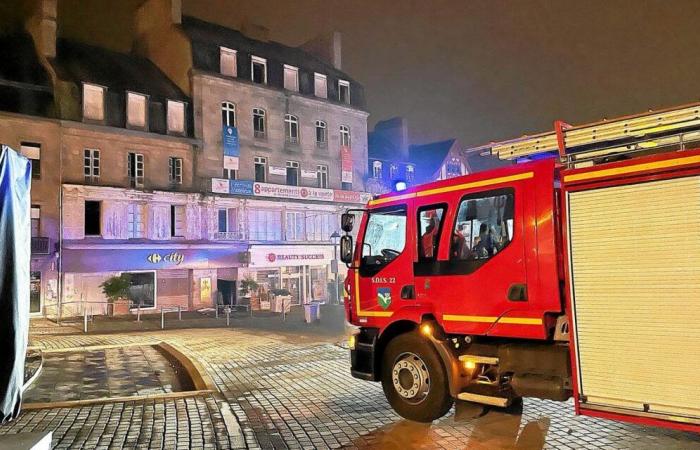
[52,0,700,146]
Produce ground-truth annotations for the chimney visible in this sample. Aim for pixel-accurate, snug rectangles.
[26,0,57,59]
[374,117,409,160]
[241,18,270,42]
[301,31,342,70]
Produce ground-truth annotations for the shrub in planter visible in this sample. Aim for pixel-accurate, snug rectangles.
[100,274,132,316]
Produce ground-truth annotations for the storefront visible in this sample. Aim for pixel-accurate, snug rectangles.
[60,242,247,315]
[241,244,338,306]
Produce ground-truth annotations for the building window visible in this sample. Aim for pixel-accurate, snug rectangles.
[247,209,282,241]
[223,168,237,180]
[283,64,299,92]
[285,211,305,241]
[221,101,236,127]
[314,73,327,98]
[170,205,186,237]
[167,100,186,134]
[373,160,383,179]
[315,120,327,147]
[82,83,104,121]
[338,79,350,104]
[84,200,101,236]
[390,164,398,180]
[84,149,100,183]
[31,205,40,237]
[217,208,239,238]
[251,55,267,84]
[406,165,415,183]
[286,160,299,186]
[306,213,338,241]
[220,47,237,77]
[127,203,145,239]
[127,152,144,188]
[20,142,41,179]
[169,157,183,184]
[253,108,266,138]
[340,125,351,147]
[254,156,267,182]
[284,114,299,144]
[317,164,328,188]
[127,92,147,128]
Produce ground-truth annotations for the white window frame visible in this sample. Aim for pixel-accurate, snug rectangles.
[31,205,40,237]
[171,205,186,238]
[167,100,186,134]
[126,91,148,128]
[128,152,145,188]
[286,160,300,186]
[338,79,350,104]
[340,125,351,147]
[220,47,237,77]
[223,168,237,180]
[317,164,328,188]
[217,207,239,238]
[251,55,267,84]
[315,120,327,146]
[284,114,299,144]
[169,157,183,184]
[283,64,299,92]
[20,142,41,179]
[254,156,267,183]
[84,149,100,182]
[82,83,105,121]
[127,203,145,239]
[285,211,305,241]
[406,164,415,182]
[253,107,266,138]
[221,101,236,127]
[373,160,383,179]
[314,73,327,99]
[390,164,398,180]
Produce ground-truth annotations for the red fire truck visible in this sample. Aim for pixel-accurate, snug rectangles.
[340,102,700,431]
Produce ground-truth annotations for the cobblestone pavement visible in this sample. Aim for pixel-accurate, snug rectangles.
[1,327,699,449]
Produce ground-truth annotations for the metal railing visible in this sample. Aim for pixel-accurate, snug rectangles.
[31,237,50,255]
[211,231,245,240]
[254,130,266,139]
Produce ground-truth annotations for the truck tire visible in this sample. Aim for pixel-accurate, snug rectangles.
[381,332,454,422]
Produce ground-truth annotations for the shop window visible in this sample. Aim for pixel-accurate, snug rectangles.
[253,108,266,139]
[84,149,100,183]
[31,205,40,237]
[167,100,186,134]
[286,211,305,241]
[126,272,155,308]
[220,47,237,77]
[84,200,101,236]
[251,55,267,84]
[417,205,446,260]
[82,83,104,121]
[450,189,515,267]
[254,156,267,182]
[314,73,327,98]
[286,160,299,186]
[127,203,145,239]
[127,152,144,188]
[127,92,147,128]
[247,209,282,241]
[169,157,183,184]
[317,165,328,188]
[283,64,299,91]
[221,101,236,127]
[20,142,41,179]
[284,114,299,144]
[340,125,351,147]
[315,120,327,147]
[170,205,186,237]
[338,79,350,104]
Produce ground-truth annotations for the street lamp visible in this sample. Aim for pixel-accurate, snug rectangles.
[330,231,341,305]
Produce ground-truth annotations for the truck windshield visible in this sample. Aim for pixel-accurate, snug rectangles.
[361,207,407,267]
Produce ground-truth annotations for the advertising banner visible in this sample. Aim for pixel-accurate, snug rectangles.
[223,126,240,170]
[341,146,353,183]
[229,180,254,195]
[333,189,372,205]
[249,245,334,268]
[269,166,287,176]
[253,182,334,202]
[301,169,317,179]
[212,179,370,204]
[212,178,229,193]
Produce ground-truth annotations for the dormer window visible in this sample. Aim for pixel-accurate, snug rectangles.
[167,100,186,134]
[251,56,267,84]
[406,165,415,183]
[82,83,105,121]
[283,64,299,92]
[373,160,383,179]
[338,80,350,104]
[127,92,147,129]
[314,73,327,98]
[220,47,237,77]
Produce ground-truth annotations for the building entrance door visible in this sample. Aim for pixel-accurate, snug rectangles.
[217,279,236,306]
[281,266,301,304]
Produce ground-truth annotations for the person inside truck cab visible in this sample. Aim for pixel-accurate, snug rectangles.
[419,211,441,259]
[473,222,495,258]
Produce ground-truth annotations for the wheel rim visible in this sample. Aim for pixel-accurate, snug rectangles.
[391,352,430,405]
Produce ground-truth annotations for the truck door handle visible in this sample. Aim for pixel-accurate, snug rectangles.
[507,283,528,301]
[401,285,415,300]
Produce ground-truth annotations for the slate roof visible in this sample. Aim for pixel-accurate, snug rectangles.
[0,32,53,117]
[408,139,456,180]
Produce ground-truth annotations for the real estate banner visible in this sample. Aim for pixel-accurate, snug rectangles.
[340,146,353,183]
[210,178,370,204]
[222,125,239,170]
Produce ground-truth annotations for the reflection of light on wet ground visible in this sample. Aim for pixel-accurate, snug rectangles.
[354,401,550,450]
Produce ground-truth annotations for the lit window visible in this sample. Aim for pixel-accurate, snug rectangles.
[251,55,267,84]
[127,92,147,128]
[247,209,282,241]
[317,164,328,188]
[220,47,237,77]
[390,164,398,180]
[253,108,266,138]
[283,64,299,92]
[31,205,40,237]
[315,120,327,146]
[167,100,186,134]
[20,142,41,179]
[338,79,350,104]
[221,101,236,127]
[169,157,183,184]
[314,73,327,98]
[340,125,351,147]
[254,156,267,182]
[84,149,100,183]
[373,160,383,179]
[82,83,105,121]
[406,165,415,183]
[285,114,299,144]
[286,160,299,186]
[127,152,144,188]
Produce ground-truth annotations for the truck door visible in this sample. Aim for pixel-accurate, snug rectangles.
[354,203,414,320]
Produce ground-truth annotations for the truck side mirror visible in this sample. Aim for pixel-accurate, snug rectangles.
[340,235,354,264]
[341,213,355,232]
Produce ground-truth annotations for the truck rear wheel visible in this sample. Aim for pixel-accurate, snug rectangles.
[381,332,453,422]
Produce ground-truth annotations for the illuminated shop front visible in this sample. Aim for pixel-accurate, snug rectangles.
[60,242,247,315]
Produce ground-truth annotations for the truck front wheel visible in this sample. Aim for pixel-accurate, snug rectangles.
[381,332,454,422]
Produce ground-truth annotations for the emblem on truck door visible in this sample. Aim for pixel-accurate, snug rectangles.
[377,288,392,309]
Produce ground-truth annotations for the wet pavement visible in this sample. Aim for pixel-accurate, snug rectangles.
[1,323,699,449]
[23,345,194,404]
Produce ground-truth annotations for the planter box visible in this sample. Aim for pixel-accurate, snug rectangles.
[109,299,131,316]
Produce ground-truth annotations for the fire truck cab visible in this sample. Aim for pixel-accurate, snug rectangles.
[341,103,700,431]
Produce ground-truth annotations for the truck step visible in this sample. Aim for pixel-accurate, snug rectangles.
[458,355,499,365]
[457,392,511,407]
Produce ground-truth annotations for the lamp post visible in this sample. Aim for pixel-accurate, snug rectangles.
[330,230,341,305]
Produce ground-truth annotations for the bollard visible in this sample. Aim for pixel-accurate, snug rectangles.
[215,304,219,319]
[137,303,141,322]
[161,308,165,329]
[226,307,230,326]
[84,307,88,333]
[178,305,182,321]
